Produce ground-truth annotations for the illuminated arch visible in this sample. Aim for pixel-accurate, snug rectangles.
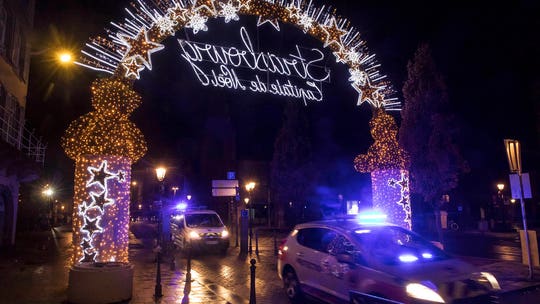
[63,0,410,264]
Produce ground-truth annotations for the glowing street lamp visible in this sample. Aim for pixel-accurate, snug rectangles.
[154,166,166,298]
[245,182,256,253]
[496,183,505,192]
[171,186,179,197]
[57,50,73,65]
[42,186,54,227]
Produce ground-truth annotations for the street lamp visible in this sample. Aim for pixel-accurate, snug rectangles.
[154,166,167,298]
[245,182,256,253]
[504,139,533,279]
[171,186,179,197]
[42,186,54,228]
[496,183,505,192]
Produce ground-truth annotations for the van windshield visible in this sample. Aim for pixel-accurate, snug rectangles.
[185,214,224,228]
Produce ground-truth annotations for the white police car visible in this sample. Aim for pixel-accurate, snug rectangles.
[170,209,229,254]
[277,212,501,304]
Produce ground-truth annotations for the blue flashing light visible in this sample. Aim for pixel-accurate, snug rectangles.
[399,254,419,263]
[176,202,188,211]
[356,210,387,225]
[421,252,433,259]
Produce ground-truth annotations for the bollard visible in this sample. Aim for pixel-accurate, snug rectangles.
[249,259,256,304]
[255,229,259,255]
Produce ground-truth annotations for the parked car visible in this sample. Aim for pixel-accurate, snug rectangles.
[170,209,229,254]
[277,213,501,304]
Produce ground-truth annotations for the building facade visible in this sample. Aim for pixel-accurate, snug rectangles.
[0,0,45,248]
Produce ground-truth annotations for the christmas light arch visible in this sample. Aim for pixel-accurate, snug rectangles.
[64,0,411,264]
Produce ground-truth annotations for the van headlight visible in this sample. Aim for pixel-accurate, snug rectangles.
[221,230,229,238]
[406,283,445,303]
[189,231,201,239]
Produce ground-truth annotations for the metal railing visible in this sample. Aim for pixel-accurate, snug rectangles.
[0,104,46,164]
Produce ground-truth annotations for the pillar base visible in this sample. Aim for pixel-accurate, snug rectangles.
[68,262,133,304]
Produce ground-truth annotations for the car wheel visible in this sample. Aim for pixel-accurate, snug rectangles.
[283,268,303,303]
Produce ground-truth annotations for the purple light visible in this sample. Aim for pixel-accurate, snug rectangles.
[422,252,433,259]
[176,202,187,210]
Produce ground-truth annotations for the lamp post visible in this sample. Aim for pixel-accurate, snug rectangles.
[42,186,54,228]
[245,182,256,254]
[172,186,179,198]
[154,166,167,298]
[504,139,533,279]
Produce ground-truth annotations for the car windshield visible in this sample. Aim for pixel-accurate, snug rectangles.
[185,214,224,228]
[352,226,450,264]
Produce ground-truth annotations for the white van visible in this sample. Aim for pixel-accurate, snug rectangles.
[170,209,229,254]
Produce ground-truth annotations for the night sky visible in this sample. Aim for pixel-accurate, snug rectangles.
[26,1,540,205]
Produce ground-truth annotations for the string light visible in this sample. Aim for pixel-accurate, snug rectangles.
[354,109,411,229]
[74,0,400,111]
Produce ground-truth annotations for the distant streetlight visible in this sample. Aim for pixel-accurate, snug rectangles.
[154,166,167,298]
[504,139,533,279]
[42,185,54,227]
[496,183,505,192]
[171,186,179,197]
[186,195,192,201]
[245,182,256,254]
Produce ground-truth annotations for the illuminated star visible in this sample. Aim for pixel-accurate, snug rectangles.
[118,27,165,70]
[87,161,115,188]
[90,191,114,211]
[322,17,347,47]
[80,251,97,263]
[285,3,301,19]
[192,0,218,16]
[257,15,280,31]
[78,201,91,216]
[352,80,385,107]
[116,170,126,182]
[82,217,102,236]
[81,239,92,251]
[218,0,240,23]
[348,68,367,86]
[333,47,349,63]
[122,57,145,79]
[167,2,189,21]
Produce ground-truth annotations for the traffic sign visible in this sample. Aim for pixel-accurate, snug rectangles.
[212,179,238,188]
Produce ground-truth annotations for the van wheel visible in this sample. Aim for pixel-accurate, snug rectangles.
[283,268,303,303]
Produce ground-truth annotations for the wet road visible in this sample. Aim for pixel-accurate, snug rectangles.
[1,224,538,303]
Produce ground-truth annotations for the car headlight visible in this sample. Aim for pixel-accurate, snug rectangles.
[221,230,229,238]
[406,283,445,303]
[189,231,201,239]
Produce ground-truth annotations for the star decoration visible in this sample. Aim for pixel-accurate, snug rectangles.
[352,80,385,107]
[192,0,218,16]
[238,0,251,10]
[118,27,165,70]
[322,17,347,47]
[285,3,301,20]
[90,190,114,211]
[333,47,349,63]
[87,161,115,189]
[78,200,91,216]
[218,0,240,23]
[186,12,209,34]
[81,239,92,251]
[116,170,126,182]
[346,49,362,64]
[167,2,189,21]
[82,217,102,236]
[122,57,145,79]
[257,15,280,31]
[80,251,97,263]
